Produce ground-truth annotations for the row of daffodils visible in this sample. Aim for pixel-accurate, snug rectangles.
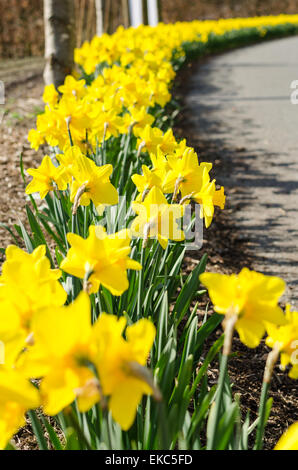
[1,15,298,450]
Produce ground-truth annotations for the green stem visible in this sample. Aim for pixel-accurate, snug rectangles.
[67,408,92,450]
[207,314,237,450]
[254,381,270,450]
[118,129,132,192]
[254,345,279,450]
[27,410,48,450]
[207,353,229,450]
[101,123,108,165]
[103,408,113,450]
[189,335,224,399]
[158,401,170,450]
[54,190,69,249]
[137,245,145,319]
[83,205,90,238]
[66,119,74,147]
[71,212,78,234]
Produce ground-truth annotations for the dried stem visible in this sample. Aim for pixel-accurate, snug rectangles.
[172,177,183,203]
[72,183,87,215]
[222,314,238,356]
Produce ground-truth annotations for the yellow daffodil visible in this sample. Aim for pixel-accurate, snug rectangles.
[122,106,155,134]
[131,186,185,249]
[25,155,69,199]
[136,125,177,155]
[28,128,45,151]
[60,226,141,295]
[58,76,87,100]
[25,292,100,415]
[163,148,212,197]
[149,147,171,183]
[131,164,164,200]
[200,268,286,348]
[191,171,226,228]
[42,84,59,108]
[90,108,124,144]
[21,293,156,429]
[54,96,92,149]
[93,314,156,430]
[161,146,225,227]
[275,422,298,450]
[0,245,67,365]
[212,186,226,210]
[0,368,40,449]
[30,15,298,156]
[68,152,118,213]
[55,145,83,180]
[266,305,298,379]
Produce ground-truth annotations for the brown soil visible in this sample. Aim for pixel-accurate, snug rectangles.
[0,60,44,260]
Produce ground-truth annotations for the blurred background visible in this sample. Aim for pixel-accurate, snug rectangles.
[1,0,298,60]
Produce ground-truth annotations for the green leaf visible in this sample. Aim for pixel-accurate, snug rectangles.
[16,220,34,253]
[173,253,208,326]
[64,427,81,450]
[0,222,20,245]
[27,410,49,450]
[25,205,54,266]
[40,416,63,450]
[156,290,169,360]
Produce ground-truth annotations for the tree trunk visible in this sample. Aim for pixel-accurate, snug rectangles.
[147,0,159,26]
[95,0,104,36]
[128,0,143,27]
[122,0,129,28]
[43,0,75,88]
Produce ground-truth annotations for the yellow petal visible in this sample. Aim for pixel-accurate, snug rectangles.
[275,422,298,450]
[236,317,266,348]
[126,319,156,364]
[108,378,149,430]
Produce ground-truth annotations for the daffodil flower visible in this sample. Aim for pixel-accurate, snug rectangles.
[0,368,40,449]
[275,422,298,450]
[191,171,226,228]
[131,164,164,200]
[24,292,100,416]
[131,186,185,249]
[266,304,298,379]
[200,268,286,348]
[136,125,177,155]
[68,152,118,213]
[93,314,157,430]
[58,76,87,100]
[122,106,154,134]
[163,148,212,198]
[60,226,141,295]
[42,84,59,108]
[0,245,67,366]
[25,155,69,199]
[20,293,157,430]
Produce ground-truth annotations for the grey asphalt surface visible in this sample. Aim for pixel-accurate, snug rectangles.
[185,36,298,306]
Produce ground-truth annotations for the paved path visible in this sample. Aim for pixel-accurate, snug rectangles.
[185,36,298,306]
